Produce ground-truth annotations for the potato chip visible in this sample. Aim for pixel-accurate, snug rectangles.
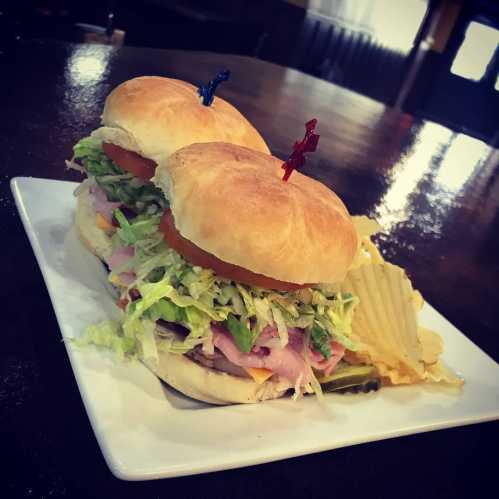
[418,327,442,365]
[343,216,461,386]
[425,360,464,386]
[350,216,384,269]
[352,215,382,239]
[413,290,424,311]
[342,262,426,384]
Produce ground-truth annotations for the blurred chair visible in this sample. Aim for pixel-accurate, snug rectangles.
[285,9,408,105]
[403,0,499,144]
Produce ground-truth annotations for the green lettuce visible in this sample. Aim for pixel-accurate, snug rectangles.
[74,137,122,176]
[310,323,332,359]
[226,313,254,353]
[72,136,167,213]
[148,298,184,322]
[75,321,136,359]
[114,209,161,246]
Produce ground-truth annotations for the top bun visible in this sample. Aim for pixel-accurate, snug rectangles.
[154,142,357,285]
[90,76,269,163]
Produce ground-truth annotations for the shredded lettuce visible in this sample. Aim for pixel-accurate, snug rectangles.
[226,313,253,353]
[139,319,160,365]
[72,136,167,213]
[319,292,358,351]
[75,320,136,359]
[148,298,184,322]
[254,297,273,335]
[271,305,288,348]
[114,209,161,246]
[310,323,332,358]
[155,330,207,355]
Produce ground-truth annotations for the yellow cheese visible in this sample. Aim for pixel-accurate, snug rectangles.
[96,213,114,232]
[243,367,273,384]
[109,274,125,287]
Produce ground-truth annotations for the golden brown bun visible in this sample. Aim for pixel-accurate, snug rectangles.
[75,186,113,261]
[91,76,269,163]
[143,340,291,405]
[155,142,358,284]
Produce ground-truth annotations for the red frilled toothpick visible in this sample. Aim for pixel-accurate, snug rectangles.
[281,119,320,182]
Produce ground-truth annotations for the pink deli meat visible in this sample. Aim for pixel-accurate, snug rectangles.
[108,245,135,285]
[308,342,345,376]
[212,325,311,385]
[90,184,121,222]
[212,324,346,384]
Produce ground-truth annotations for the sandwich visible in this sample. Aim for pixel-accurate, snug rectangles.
[68,75,270,269]
[80,141,366,404]
[77,144,462,404]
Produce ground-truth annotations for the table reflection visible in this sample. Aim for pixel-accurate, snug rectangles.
[374,123,491,238]
[61,44,114,126]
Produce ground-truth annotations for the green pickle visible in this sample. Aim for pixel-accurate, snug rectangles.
[317,364,380,394]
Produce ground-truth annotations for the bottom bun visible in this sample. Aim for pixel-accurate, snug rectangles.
[75,186,113,261]
[143,336,292,405]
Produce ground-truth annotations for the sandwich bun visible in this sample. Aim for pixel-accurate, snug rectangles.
[144,335,293,404]
[90,76,270,163]
[154,142,358,285]
[75,184,113,261]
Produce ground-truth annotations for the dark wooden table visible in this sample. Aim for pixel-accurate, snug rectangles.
[1,40,498,498]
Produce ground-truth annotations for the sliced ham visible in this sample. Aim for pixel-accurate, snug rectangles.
[116,271,136,286]
[262,346,311,386]
[108,245,134,270]
[211,323,346,384]
[254,325,281,350]
[108,245,135,285]
[212,325,311,386]
[90,184,121,222]
[309,342,345,376]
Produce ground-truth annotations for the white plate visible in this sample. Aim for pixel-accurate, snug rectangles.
[11,176,499,481]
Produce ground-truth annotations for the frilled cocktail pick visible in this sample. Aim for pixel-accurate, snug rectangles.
[282,119,320,181]
[198,69,231,106]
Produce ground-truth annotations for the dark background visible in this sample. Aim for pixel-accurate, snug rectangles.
[1,0,498,143]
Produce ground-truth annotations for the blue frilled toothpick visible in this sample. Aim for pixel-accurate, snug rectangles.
[198,69,231,106]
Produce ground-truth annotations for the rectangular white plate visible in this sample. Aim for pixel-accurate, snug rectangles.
[11,176,499,481]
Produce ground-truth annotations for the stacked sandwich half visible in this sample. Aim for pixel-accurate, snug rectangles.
[71,75,461,405]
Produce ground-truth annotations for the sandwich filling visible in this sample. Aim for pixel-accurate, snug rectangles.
[69,137,167,216]
[74,137,359,396]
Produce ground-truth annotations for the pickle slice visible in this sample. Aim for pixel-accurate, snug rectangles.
[334,378,381,394]
[317,365,380,393]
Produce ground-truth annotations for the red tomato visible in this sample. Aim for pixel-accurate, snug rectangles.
[159,210,310,292]
[102,142,156,181]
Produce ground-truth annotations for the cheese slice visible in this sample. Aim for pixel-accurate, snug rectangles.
[243,367,273,384]
[109,274,126,287]
[96,213,114,231]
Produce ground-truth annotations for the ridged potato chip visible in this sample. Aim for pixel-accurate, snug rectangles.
[341,262,426,383]
[352,215,382,240]
[418,327,442,364]
[343,218,462,386]
[349,216,384,269]
[425,360,463,385]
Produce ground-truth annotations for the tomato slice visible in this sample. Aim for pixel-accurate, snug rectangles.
[102,142,156,181]
[159,210,310,292]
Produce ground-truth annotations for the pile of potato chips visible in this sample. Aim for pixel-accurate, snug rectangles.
[341,217,463,386]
